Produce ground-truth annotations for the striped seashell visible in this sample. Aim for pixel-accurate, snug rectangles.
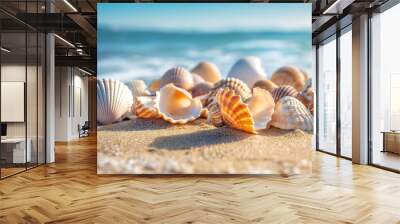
[191,82,213,98]
[271,85,299,102]
[296,88,314,114]
[247,88,275,130]
[191,61,221,84]
[192,73,206,85]
[253,79,278,93]
[148,79,161,93]
[271,66,306,91]
[206,97,224,127]
[216,88,256,134]
[227,56,267,88]
[134,96,159,119]
[160,67,194,90]
[156,84,203,124]
[97,78,133,125]
[269,96,313,131]
[207,77,251,106]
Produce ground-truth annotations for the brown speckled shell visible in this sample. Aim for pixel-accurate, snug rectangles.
[191,82,213,98]
[296,88,314,115]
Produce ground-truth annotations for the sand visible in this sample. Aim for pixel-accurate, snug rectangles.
[97,118,312,175]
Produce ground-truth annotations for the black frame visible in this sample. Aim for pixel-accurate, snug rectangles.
[0,0,47,180]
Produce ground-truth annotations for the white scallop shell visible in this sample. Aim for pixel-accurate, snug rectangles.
[134,96,159,119]
[156,84,203,124]
[97,78,133,125]
[227,56,267,88]
[191,61,221,84]
[160,67,194,90]
[207,77,252,106]
[269,96,313,131]
[247,88,275,130]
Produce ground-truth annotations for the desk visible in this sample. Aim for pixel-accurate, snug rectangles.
[381,131,400,154]
[1,138,31,163]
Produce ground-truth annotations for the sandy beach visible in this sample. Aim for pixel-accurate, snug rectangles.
[97,117,312,175]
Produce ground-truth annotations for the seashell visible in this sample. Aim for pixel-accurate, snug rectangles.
[216,88,255,134]
[148,79,161,93]
[296,88,314,114]
[97,78,133,125]
[271,66,306,91]
[253,79,278,93]
[271,85,299,102]
[207,77,251,106]
[156,84,203,124]
[191,82,213,98]
[134,96,159,119]
[247,88,275,130]
[227,56,267,88]
[192,73,206,85]
[191,61,221,84]
[206,98,224,127]
[269,96,313,131]
[131,80,151,98]
[160,67,194,90]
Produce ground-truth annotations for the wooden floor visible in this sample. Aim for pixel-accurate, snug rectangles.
[1,135,400,223]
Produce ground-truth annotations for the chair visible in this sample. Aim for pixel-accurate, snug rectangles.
[79,121,90,138]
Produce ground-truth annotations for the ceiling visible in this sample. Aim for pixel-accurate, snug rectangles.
[0,0,392,74]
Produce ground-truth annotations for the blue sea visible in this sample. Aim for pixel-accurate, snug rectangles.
[98,27,312,84]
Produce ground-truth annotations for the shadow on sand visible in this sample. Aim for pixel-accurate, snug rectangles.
[98,118,173,132]
[149,127,251,150]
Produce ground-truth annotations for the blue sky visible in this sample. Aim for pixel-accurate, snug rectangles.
[98,3,311,32]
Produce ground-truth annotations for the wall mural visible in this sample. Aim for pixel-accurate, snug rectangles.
[97,3,313,175]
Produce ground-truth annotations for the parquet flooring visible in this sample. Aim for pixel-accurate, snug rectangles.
[1,134,400,223]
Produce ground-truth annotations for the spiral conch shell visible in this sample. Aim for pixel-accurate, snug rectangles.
[271,66,306,91]
[191,61,221,84]
[216,88,255,134]
[160,67,194,90]
[269,96,313,131]
[227,56,267,88]
[253,79,278,93]
[97,78,133,125]
[156,84,203,124]
[134,96,159,118]
[271,85,298,102]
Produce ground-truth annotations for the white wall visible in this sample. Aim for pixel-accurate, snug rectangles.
[55,67,89,141]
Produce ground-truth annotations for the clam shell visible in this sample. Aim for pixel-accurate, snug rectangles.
[160,67,194,90]
[269,96,313,131]
[296,88,314,114]
[247,88,275,130]
[156,84,203,124]
[227,56,267,88]
[191,82,213,98]
[134,96,159,118]
[253,80,278,93]
[97,78,133,125]
[207,77,251,106]
[271,85,299,102]
[148,79,161,93]
[206,97,224,127]
[216,88,255,134]
[271,66,306,91]
[192,73,206,85]
[191,61,221,84]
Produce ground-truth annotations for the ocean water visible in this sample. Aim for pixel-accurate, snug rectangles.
[98,27,312,84]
